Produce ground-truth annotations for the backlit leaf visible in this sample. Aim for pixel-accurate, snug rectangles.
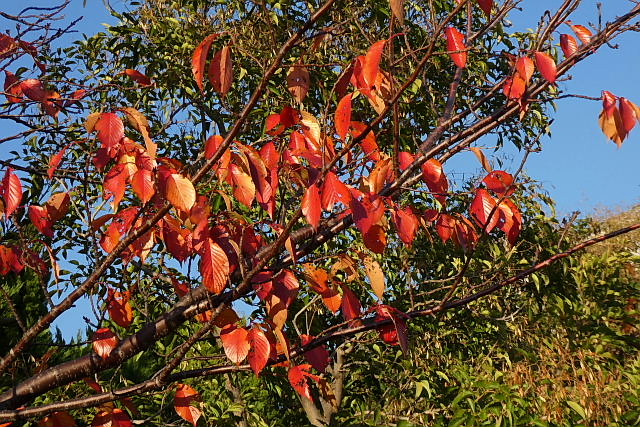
[2,168,22,218]
[445,27,467,68]
[470,188,499,233]
[209,45,234,96]
[121,69,152,86]
[192,33,220,93]
[95,113,125,149]
[363,255,385,300]
[335,93,353,141]
[174,384,202,427]
[92,328,119,359]
[91,409,132,427]
[534,51,557,83]
[302,183,322,229]
[200,238,230,294]
[39,411,78,427]
[107,288,134,329]
[220,325,250,364]
[287,64,310,103]
[165,173,196,213]
[248,325,271,375]
[560,34,578,57]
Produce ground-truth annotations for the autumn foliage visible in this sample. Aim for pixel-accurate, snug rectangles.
[0,1,639,426]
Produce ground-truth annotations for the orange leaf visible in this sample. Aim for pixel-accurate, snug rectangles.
[192,33,220,93]
[565,21,592,44]
[20,79,46,101]
[230,163,256,207]
[619,98,638,134]
[131,169,156,203]
[91,409,132,427]
[94,112,125,149]
[200,238,230,294]
[392,206,420,246]
[482,170,515,196]
[44,192,70,223]
[516,56,534,84]
[174,384,202,427]
[503,74,526,99]
[302,183,322,229]
[121,69,152,86]
[534,51,557,84]
[363,40,386,88]
[321,172,351,211]
[209,45,234,96]
[335,93,353,140]
[92,328,119,359]
[165,172,196,213]
[220,325,250,364]
[560,34,578,57]
[107,288,134,328]
[248,325,271,375]
[288,364,320,401]
[4,70,23,103]
[39,411,78,427]
[470,188,499,233]
[2,168,23,219]
[445,27,467,68]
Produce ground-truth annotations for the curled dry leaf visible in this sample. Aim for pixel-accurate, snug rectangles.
[287,64,310,103]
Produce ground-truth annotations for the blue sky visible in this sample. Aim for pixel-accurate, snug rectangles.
[3,0,639,339]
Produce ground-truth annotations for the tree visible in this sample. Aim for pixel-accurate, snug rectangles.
[0,0,639,425]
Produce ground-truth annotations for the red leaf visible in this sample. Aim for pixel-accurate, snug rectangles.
[482,170,515,196]
[29,206,53,238]
[20,79,46,101]
[445,27,467,68]
[91,409,132,427]
[92,328,119,359]
[107,288,134,328]
[39,411,78,427]
[104,164,128,211]
[363,224,387,254]
[288,364,320,401]
[335,93,353,140]
[421,159,448,205]
[340,284,362,321]
[363,40,386,88]
[560,34,578,57]
[398,151,415,170]
[2,168,23,218]
[534,51,557,83]
[4,71,22,103]
[192,33,220,93]
[174,384,202,427]
[48,145,68,179]
[94,113,125,149]
[248,325,271,375]
[350,121,380,161]
[436,213,455,243]
[44,192,70,222]
[300,334,330,373]
[515,56,534,84]
[209,45,234,96]
[470,189,499,233]
[476,0,493,16]
[374,305,409,353]
[302,183,322,229]
[619,98,638,134]
[220,325,250,364]
[121,69,152,86]
[200,238,230,294]
[392,206,420,246]
[503,74,526,99]
[321,172,352,211]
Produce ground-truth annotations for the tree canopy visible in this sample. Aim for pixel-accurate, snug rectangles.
[0,0,639,425]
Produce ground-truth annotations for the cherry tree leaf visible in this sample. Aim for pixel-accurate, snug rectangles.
[566,21,592,44]
[107,288,134,329]
[200,238,230,294]
[209,45,234,96]
[392,206,420,246]
[92,328,119,359]
[300,334,330,373]
[335,93,353,141]
[287,64,310,103]
[288,364,320,401]
[220,325,250,364]
[20,79,46,101]
[321,171,351,211]
[445,27,467,68]
[363,39,386,88]
[174,384,202,427]
[363,255,385,300]
[230,163,256,207]
[476,0,493,16]
[340,284,362,321]
[165,173,196,213]
[248,325,271,375]
[482,170,515,196]
[192,33,220,93]
[131,169,156,203]
[534,51,557,83]
[91,409,132,427]
[121,69,152,86]
[516,56,534,84]
[44,192,70,223]
[95,112,125,149]
[39,411,78,427]
[2,168,23,218]
[29,206,53,238]
[560,34,579,57]
[470,188,499,233]
[302,183,322,229]
[4,70,23,103]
